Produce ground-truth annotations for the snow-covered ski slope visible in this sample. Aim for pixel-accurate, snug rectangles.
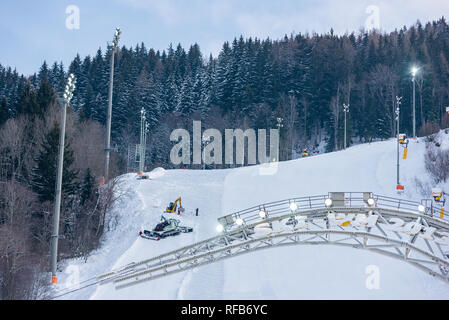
[56,132,449,300]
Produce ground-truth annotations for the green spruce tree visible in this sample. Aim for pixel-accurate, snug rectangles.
[0,98,8,127]
[32,124,78,203]
[80,168,96,206]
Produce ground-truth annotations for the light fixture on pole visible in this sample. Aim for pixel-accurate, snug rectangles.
[411,66,419,139]
[343,103,350,149]
[277,117,284,130]
[104,27,121,184]
[51,73,76,285]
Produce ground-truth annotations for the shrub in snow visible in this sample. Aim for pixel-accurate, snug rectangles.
[425,145,449,183]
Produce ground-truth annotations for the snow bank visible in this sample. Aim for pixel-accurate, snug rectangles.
[147,167,166,180]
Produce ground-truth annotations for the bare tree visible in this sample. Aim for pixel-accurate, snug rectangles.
[71,119,106,179]
[368,64,399,137]
[331,84,341,150]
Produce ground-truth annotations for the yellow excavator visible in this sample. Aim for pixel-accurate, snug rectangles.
[165,197,185,214]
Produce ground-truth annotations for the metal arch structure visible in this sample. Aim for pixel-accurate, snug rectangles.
[52,192,449,297]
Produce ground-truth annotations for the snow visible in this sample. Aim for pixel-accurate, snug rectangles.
[146,167,166,180]
[54,134,449,300]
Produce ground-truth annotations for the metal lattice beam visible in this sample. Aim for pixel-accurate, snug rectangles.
[52,193,449,298]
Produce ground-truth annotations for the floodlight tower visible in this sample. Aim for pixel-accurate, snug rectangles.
[343,104,350,149]
[202,135,211,170]
[139,108,147,174]
[277,118,284,161]
[104,27,121,183]
[411,66,419,139]
[396,96,403,190]
[51,73,76,284]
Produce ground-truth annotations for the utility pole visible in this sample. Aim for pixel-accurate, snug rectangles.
[343,104,350,149]
[51,73,76,284]
[396,96,402,190]
[104,27,121,184]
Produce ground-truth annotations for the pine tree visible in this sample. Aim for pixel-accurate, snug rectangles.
[38,61,50,85]
[37,79,56,117]
[0,98,8,126]
[177,76,195,115]
[15,82,39,116]
[80,168,95,206]
[32,124,78,203]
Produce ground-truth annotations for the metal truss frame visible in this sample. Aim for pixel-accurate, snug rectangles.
[52,192,449,297]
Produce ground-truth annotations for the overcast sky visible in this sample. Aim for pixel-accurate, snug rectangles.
[0,0,448,76]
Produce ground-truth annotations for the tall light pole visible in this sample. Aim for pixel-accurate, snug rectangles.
[202,135,211,170]
[396,96,402,190]
[343,104,350,149]
[277,118,284,161]
[104,27,121,184]
[139,108,148,174]
[411,66,419,139]
[51,73,76,284]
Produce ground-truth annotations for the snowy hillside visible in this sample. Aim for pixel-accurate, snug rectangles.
[54,132,449,300]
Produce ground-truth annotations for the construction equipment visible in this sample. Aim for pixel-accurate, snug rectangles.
[139,216,193,241]
[165,197,185,214]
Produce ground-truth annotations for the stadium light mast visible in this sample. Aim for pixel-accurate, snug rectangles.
[395,96,403,191]
[139,108,148,174]
[104,27,121,184]
[202,135,211,170]
[411,66,419,139]
[343,104,350,149]
[51,73,76,285]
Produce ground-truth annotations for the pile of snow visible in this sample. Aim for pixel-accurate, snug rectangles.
[55,136,449,300]
[146,167,166,180]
